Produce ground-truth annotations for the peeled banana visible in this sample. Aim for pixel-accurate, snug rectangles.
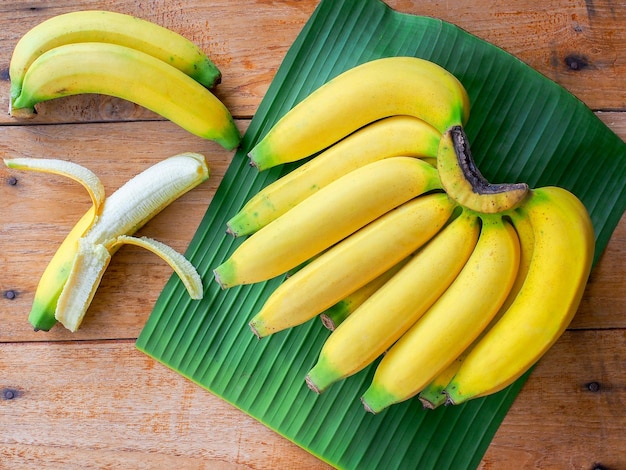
[9,9,222,109]
[5,154,208,332]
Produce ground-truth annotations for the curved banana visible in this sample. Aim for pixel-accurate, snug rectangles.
[305,210,480,394]
[444,187,594,405]
[248,193,456,338]
[9,9,221,108]
[417,213,536,409]
[248,56,469,170]
[11,42,240,150]
[361,215,520,414]
[437,126,528,213]
[319,256,412,331]
[213,157,441,288]
[227,115,441,237]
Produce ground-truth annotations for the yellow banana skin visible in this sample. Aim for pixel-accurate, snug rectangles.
[361,216,520,414]
[248,193,456,338]
[9,9,221,108]
[213,157,441,288]
[28,207,95,331]
[437,126,529,213]
[248,56,469,170]
[305,210,480,394]
[319,257,411,331]
[227,115,441,237]
[444,187,595,405]
[11,42,240,150]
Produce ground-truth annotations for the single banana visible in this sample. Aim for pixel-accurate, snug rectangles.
[361,216,520,414]
[305,210,480,394]
[9,9,221,109]
[248,193,456,338]
[444,187,594,405]
[319,256,412,331]
[11,42,240,150]
[5,153,209,332]
[437,126,529,213]
[227,116,441,236]
[213,157,442,288]
[248,56,469,170]
[418,212,536,409]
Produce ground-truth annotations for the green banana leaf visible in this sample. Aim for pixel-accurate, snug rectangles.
[136,0,626,468]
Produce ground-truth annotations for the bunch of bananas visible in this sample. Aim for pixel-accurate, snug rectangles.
[214,56,595,412]
[9,10,241,150]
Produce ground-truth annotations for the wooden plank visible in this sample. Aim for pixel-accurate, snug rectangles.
[0,340,333,469]
[0,0,624,126]
[1,330,623,469]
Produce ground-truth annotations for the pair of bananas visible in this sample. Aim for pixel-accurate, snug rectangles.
[214,56,595,411]
[9,10,241,150]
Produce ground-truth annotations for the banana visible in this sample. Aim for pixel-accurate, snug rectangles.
[248,56,469,170]
[248,193,456,338]
[11,42,240,150]
[227,116,441,237]
[9,9,222,109]
[319,256,411,331]
[213,157,442,288]
[437,126,529,213]
[361,215,520,414]
[305,210,480,394]
[444,187,595,405]
[5,153,208,332]
[418,211,536,409]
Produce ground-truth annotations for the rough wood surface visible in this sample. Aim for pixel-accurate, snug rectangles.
[1,0,624,469]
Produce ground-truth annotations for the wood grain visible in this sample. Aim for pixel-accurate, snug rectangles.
[0,0,624,468]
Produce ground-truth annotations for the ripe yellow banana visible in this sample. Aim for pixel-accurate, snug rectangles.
[11,42,240,150]
[305,210,480,394]
[248,193,456,338]
[444,187,594,405]
[227,115,441,237]
[248,56,469,170]
[5,153,208,332]
[437,126,529,213]
[319,256,411,331]
[9,9,222,109]
[213,157,442,288]
[361,216,520,414]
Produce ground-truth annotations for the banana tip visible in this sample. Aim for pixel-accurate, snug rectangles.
[305,375,321,394]
[360,397,377,415]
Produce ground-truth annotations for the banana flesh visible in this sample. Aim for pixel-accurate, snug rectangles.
[11,42,240,150]
[6,154,209,332]
[248,56,469,170]
[9,9,222,108]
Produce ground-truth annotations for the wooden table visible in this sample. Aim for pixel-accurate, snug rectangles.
[1,1,624,468]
